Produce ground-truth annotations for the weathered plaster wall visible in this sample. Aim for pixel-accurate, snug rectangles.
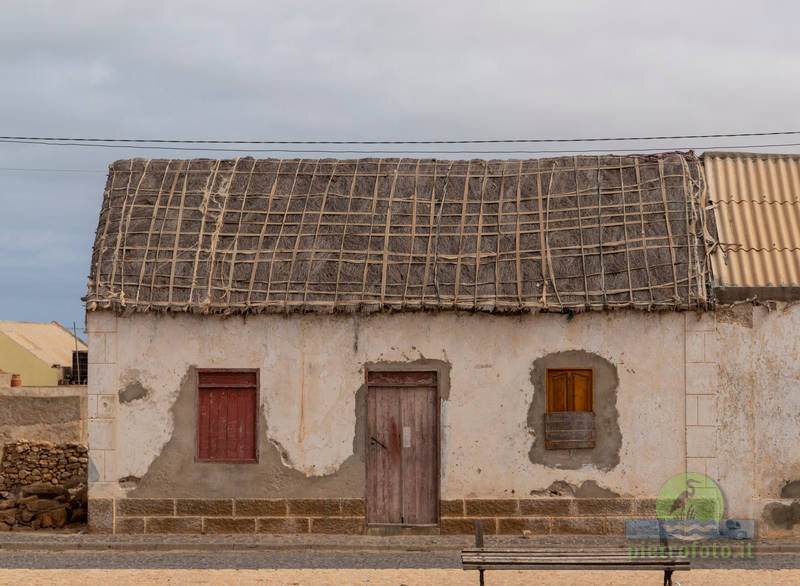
[0,386,86,444]
[528,350,622,470]
[88,310,688,501]
[86,305,800,535]
[711,304,800,534]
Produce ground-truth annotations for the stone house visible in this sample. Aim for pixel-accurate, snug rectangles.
[83,152,800,536]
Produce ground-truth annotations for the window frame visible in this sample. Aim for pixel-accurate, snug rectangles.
[545,368,594,412]
[543,367,595,450]
[195,368,260,464]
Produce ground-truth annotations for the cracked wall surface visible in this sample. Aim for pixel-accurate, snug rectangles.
[88,310,687,500]
[527,350,621,471]
[709,304,800,535]
[86,305,800,537]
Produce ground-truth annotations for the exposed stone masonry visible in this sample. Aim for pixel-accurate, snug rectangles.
[94,497,656,535]
[0,441,89,531]
[0,441,88,490]
[440,497,656,536]
[0,482,87,531]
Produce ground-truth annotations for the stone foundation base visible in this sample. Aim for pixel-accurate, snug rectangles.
[441,497,656,536]
[91,497,658,535]
[90,498,367,534]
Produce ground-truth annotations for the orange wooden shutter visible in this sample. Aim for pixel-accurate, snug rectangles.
[547,370,570,412]
[571,370,593,412]
[546,369,592,412]
[544,368,595,449]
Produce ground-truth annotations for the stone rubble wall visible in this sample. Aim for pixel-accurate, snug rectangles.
[0,482,87,531]
[0,441,87,490]
[0,441,88,531]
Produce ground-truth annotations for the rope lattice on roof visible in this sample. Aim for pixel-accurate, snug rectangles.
[85,153,711,314]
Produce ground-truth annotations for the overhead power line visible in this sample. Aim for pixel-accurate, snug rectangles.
[0,167,105,174]
[2,138,800,155]
[1,142,799,176]
[1,130,800,145]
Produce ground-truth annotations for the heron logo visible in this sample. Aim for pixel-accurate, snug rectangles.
[657,472,724,522]
[656,472,724,541]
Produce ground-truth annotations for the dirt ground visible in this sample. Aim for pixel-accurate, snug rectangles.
[0,569,798,585]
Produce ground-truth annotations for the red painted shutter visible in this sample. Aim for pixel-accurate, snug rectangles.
[197,370,258,462]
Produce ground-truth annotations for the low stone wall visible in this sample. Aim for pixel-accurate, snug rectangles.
[0,441,87,490]
[440,497,655,535]
[92,497,655,534]
[0,386,87,445]
[0,482,87,530]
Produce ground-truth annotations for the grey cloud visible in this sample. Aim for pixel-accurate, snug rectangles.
[1,0,799,327]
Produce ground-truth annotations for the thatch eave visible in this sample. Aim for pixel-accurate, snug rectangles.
[86,153,713,316]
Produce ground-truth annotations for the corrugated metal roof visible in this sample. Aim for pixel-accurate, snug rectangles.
[0,321,87,367]
[704,152,800,288]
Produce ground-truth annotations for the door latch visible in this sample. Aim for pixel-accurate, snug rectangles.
[370,436,387,450]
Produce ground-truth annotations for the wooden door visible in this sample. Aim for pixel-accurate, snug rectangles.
[366,371,438,526]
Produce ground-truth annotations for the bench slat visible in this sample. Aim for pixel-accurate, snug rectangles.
[462,557,689,566]
[461,556,689,565]
[462,553,676,557]
[461,550,691,571]
[461,548,664,557]
[462,555,687,560]
[462,552,689,560]
[462,563,688,571]
[462,547,683,552]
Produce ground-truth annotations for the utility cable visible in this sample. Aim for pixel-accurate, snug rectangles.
[1,130,800,145]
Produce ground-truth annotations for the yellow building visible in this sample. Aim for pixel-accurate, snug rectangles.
[0,321,87,386]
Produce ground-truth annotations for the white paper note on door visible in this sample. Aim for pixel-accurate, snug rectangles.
[402,426,411,448]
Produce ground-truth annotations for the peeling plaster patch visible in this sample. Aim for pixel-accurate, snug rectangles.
[112,314,204,481]
[576,480,621,498]
[781,481,800,498]
[119,381,149,403]
[258,317,359,477]
[527,350,621,471]
[528,479,621,498]
[118,475,140,489]
[268,438,295,470]
[530,481,576,497]
[118,367,193,480]
[129,366,366,498]
[763,501,800,530]
[717,304,754,328]
[116,363,186,480]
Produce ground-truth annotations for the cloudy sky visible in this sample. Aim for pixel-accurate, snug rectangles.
[2,0,799,331]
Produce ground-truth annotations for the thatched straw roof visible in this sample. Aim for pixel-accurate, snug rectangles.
[85,153,711,315]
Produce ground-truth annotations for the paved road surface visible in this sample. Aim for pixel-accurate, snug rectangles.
[0,549,796,569]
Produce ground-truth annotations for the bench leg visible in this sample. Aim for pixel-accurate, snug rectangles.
[663,568,673,586]
[479,568,485,586]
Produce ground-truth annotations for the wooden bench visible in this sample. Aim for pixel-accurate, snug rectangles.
[461,521,690,585]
